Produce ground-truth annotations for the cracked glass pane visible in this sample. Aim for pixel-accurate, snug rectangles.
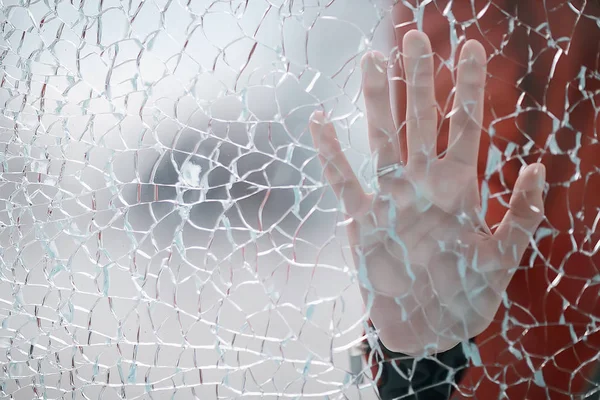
[0,0,598,399]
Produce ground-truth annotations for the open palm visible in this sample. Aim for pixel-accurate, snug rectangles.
[309,31,546,356]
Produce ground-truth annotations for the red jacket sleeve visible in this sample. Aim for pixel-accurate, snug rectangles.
[382,1,600,398]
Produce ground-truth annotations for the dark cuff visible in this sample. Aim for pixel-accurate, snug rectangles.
[376,339,473,400]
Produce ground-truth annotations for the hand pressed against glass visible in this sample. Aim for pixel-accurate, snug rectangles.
[309,30,546,355]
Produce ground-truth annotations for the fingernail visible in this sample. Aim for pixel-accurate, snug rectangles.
[535,164,546,189]
[310,110,327,125]
[362,52,388,95]
[311,110,322,121]
[403,30,429,55]
[372,52,387,71]
[361,51,387,75]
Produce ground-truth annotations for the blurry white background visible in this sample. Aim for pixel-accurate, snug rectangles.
[0,0,396,398]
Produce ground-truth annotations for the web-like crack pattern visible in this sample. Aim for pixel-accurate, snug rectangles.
[0,0,598,399]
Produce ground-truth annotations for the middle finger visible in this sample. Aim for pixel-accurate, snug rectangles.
[403,30,438,165]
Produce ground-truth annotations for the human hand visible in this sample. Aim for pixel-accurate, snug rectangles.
[309,30,546,355]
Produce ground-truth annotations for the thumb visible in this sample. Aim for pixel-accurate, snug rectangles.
[493,163,546,265]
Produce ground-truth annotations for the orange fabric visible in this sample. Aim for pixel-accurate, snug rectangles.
[374,1,600,398]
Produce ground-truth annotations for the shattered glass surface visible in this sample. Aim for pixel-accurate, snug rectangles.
[0,0,598,398]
